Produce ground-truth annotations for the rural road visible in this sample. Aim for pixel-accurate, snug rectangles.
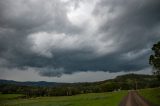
[119,90,152,106]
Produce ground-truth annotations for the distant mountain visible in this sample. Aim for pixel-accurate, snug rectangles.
[0,79,67,87]
[0,73,157,87]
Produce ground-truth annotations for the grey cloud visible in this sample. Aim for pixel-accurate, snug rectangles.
[0,0,160,77]
[0,0,61,30]
[38,67,65,77]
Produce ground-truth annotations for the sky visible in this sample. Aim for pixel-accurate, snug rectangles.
[0,0,160,82]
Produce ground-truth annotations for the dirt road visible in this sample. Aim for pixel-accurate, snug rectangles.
[119,91,152,106]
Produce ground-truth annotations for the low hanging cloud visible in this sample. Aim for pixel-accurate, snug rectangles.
[0,0,160,77]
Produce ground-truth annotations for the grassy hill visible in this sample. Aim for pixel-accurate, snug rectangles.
[0,74,159,97]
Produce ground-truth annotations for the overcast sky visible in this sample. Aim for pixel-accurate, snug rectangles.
[0,0,160,82]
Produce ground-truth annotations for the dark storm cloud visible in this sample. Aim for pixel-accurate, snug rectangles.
[0,0,160,77]
[94,0,160,51]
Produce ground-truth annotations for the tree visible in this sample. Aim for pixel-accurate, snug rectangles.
[149,41,160,80]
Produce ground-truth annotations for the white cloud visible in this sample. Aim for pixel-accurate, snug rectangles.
[28,32,81,57]
[27,31,118,58]
[67,1,97,26]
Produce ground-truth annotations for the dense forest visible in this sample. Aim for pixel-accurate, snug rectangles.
[0,74,159,98]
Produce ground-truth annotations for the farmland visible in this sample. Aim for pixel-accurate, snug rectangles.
[0,74,160,106]
[0,91,127,106]
[139,87,160,106]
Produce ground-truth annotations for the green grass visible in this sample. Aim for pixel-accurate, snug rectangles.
[0,91,127,106]
[0,93,24,100]
[139,87,160,106]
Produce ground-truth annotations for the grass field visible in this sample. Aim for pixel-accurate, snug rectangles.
[0,91,127,106]
[0,94,24,100]
[139,87,160,106]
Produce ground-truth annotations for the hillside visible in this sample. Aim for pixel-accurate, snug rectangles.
[0,74,159,97]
